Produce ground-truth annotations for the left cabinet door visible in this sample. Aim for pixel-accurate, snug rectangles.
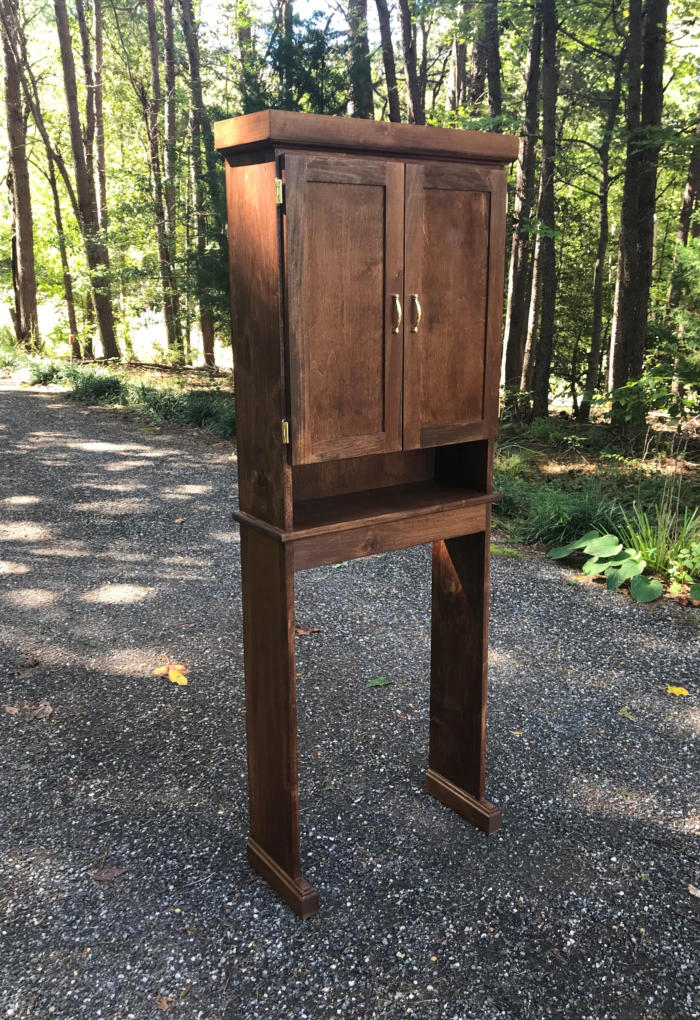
[284,154,404,464]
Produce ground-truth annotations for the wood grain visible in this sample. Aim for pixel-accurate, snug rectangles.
[226,160,291,528]
[215,109,519,165]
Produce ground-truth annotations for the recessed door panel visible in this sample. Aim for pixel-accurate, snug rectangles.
[403,163,505,450]
[284,154,404,464]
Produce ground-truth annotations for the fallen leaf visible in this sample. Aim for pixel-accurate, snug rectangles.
[173,518,185,524]
[155,994,172,1012]
[4,706,19,715]
[332,561,349,569]
[140,426,160,433]
[92,865,127,884]
[510,730,523,736]
[367,676,391,688]
[618,706,637,722]
[81,947,91,959]
[295,626,322,636]
[180,983,191,999]
[154,662,187,677]
[667,685,690,697]
[27,700,52,720]
[168,669,188,686]
[689,884,700,899]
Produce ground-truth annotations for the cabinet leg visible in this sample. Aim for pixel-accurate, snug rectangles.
[426,531,501,835]
[240,525,320,918]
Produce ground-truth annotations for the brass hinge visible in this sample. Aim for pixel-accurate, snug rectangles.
[275,177,284,205]
[281,418,290,444]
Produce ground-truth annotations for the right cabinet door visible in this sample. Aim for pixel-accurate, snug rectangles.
[402,162,506,450]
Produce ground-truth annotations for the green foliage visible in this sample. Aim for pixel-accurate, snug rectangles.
[517,485,623,546]
[618,501,700,583]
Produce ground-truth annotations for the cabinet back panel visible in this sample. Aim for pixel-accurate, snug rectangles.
[292,448,434,503]
[418,189,489,427]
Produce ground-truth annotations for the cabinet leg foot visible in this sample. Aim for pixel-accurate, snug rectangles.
[247,839,320,919]
[425,769,501,835]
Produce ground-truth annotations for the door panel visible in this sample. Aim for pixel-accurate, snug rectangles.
[403,163,504,450]
[284,154,404,464]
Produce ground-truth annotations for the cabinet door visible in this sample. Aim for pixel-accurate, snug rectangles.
[402,162,507,450]
[284,154,404,464]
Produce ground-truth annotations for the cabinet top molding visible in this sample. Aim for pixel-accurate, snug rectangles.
[214,110,519,165]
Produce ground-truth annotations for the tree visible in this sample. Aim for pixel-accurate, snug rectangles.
[375,0,400,122]
[347,0,373,118]
[53,0,120,358]
[502,10,541,395]
[531,0,558,417]
[610,0,669,414]
[484,0,501,128]
[397,0,424,124]
[1,0,37,346]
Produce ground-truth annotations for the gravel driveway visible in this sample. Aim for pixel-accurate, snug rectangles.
[1,379,698,1020]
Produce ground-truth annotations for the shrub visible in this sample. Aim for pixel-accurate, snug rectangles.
[69,370,127,403]
[518,485,623,546]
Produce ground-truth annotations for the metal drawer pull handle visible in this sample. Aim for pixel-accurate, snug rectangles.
[410,293,422,333]
[391,294,402,334]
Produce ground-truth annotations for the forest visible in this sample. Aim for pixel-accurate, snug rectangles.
[0,0,698,427]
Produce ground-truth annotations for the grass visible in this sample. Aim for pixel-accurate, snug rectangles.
[15,356,237,440]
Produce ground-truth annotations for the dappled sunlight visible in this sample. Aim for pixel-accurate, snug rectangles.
[571,773,700,837]
[32,541,90,558]
[208,530,238,544]
[71,499,151,515]
[65,439,155,454]
[69,481,148,493]
[170,483,213,496]
[2,495,41,506]
[0,521,52,542]
[81,583,155,605]
[2,587,58,607]
[104,459,154,472]
[0,560,29,575]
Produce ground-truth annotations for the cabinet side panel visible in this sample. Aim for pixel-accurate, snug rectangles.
[226,161,290,527]
[483,169,507,431]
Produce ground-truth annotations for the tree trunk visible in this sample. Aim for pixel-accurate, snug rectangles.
[531,0,558,418]
[667,116,699,309]
[397,0,424,124]
[45,154,79,354]
[579,45,625,422]
[189,103,215,368]
[145,0,180,356]
[1,2,38,346]
[93,0,107,229]
[347,0,373,118]
[445,34,466,112]
[234,0,258,112]
[162,0,180,331]
[502,10,541,393]
[468,21,486,111]
[610,0,667,421]
[54,0,119,359]
[521,180,542,393]
[484,0,501,128]
[375,0,401,122]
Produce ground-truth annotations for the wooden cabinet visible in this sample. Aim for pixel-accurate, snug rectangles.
[216,110,518,918]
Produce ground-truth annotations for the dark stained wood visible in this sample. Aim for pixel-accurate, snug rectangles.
[215,109,519,165]
[217,111,515,916]
[240,525,319,916]
[290,504,487,572]
[427,529,497,815]
[226,160,291,528]
[292,448,434,502]
[284,153,403,464]
[403,162,497,451]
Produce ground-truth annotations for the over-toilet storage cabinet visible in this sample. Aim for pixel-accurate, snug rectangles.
[215,110,518,918]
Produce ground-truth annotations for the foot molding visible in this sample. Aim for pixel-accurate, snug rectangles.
[425,769,502,834]
[247,839,320,918]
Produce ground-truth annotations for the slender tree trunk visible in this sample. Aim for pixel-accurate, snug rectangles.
[610,0,667,422]
[93,0,107,229]
[145,0,180,356]
[445,34,466,112]
[54,0,119,359]
[189,105,215,367]
[234,0,258,112]
[348,0,373,118]
[468,17,486,111]
[579,45,625,422]
[484,0,501,128]
[521,188,542,393]
[502,10,541,393]
[375,0,400,122]
[531,0,558,418]
[44,154,79,353]
[163,0,179,311]
[397,0,424,124]
[1,2,38,346]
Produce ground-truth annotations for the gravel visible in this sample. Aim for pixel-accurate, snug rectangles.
[1,379,698,1020]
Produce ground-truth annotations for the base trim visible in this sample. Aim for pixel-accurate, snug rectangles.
[425,769,502,835]
[247,839,320,919]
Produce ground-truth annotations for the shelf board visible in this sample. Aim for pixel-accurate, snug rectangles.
[291,481,496,540]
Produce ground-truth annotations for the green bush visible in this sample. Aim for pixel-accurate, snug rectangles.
[518,485,623,546]
[493,472,532,519]
[28,359,70,385]
[69,370,127,403]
